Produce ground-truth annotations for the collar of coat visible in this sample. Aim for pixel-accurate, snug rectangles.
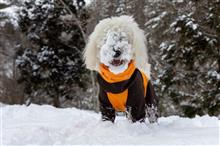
[99,60,136,83]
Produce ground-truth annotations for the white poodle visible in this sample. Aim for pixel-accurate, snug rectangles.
[84,15,150,76]
[84,15,158,123]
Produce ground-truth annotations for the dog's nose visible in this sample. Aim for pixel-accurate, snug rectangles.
[113,50,121,58]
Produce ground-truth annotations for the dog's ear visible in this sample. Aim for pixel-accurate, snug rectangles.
[132,25,151,78]
[83,31,99,72]
[84,17,112,72]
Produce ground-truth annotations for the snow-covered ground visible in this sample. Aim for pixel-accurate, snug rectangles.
[1,104,219,145]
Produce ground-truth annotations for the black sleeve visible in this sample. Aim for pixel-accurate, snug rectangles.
[145,80,158,107]
[97,74,116,123]
[98,89,116,123]
[145,80,159,123]
[99,102,116,123]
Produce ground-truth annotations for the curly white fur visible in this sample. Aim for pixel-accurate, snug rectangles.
[84,15,151,77]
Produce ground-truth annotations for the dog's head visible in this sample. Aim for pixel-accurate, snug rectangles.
[84,15,150,76]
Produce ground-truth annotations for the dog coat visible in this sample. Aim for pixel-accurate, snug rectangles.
[97,60,157,122]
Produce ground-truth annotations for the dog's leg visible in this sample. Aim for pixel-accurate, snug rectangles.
[126,106,146,123]
[146,105,158,123]
[145,81,159,123]
[100,104,116,123]
[98,83,116,123]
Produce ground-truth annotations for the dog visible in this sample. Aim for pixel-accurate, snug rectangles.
[84,15,158,123]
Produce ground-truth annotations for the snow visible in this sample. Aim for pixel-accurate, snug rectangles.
[186,21,198,30]
[159,42,167,51]
[0,5,19,27]
[1,104,219,145]
[59,32,73,43]
[208,70,220,80]
[0,0,10,5]
[145,11,167,26]
[170,21,177,28]
[173,0,184,2]
[175,27,182,32]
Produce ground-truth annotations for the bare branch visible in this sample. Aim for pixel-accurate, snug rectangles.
[0,32,16,37]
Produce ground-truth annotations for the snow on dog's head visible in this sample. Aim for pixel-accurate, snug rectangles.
[100,30,133,74]
[84,15,151,76]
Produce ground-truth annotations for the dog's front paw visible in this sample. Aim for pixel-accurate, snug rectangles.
[100,106,116,123]
[101,115,115,123]
[146,105,158,123]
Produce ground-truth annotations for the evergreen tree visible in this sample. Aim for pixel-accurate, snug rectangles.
[115,0,127,16]
[16,0,89,107]
[158,0,220,117]
[0,2,11,23]
[144,0,181,115]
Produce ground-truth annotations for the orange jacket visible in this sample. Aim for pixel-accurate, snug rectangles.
[98,61,158,122]
[99,61,148,112]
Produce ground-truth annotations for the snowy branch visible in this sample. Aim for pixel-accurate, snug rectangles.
[56,0,86,41]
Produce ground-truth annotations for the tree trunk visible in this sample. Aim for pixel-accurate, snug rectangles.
[91,71,99,112]
[53,96,61,108]
[217,58,220,72]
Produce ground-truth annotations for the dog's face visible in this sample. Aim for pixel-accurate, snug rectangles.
[100,31,134,74]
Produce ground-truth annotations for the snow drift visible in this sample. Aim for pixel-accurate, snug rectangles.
[1,104,219,145]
